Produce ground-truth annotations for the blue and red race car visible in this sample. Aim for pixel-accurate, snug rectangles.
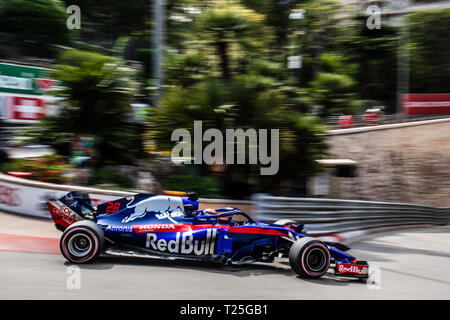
[48,192,369,279]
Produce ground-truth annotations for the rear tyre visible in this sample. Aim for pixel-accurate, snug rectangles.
[60,220,104,263]
[289,237,330,279]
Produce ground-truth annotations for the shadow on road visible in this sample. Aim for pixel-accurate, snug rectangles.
[66,255,365,286]
[354,240,450,259]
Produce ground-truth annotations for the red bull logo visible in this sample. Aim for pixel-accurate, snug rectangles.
[337,263,368,276]
[145,229,217,256]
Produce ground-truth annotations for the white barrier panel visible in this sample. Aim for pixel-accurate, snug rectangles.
[0,173,135,218]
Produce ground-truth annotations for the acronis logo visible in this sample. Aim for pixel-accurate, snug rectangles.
[105,225,133,233]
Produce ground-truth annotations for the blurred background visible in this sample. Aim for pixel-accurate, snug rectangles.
[0,0,449,205]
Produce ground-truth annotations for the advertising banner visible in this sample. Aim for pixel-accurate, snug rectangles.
[0,180,125,219]
[0,63,61,124]
[403,94,450,115]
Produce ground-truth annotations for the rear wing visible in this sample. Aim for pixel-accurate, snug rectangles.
[48,192,95,231]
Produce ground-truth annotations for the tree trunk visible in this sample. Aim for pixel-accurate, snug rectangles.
[217,39,230,80]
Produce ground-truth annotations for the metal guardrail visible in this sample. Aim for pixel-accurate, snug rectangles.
[0,126,13,147]
[326,114,450,130]
[252,194,449,236]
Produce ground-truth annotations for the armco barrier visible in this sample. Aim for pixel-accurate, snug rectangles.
[0,173,252,218]
[252,194,449,236]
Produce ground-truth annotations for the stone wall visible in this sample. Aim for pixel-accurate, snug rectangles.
[328,120,450,206]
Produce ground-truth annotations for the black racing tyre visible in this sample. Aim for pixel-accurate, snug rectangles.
[273,219,296,226]
[60,220,104,263]
[289,237,331,279]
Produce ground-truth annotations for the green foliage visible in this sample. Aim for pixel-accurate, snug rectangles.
[196,3,272,79]
[31,49,142,165]
[341,14,398,113]
[0,0,69,56]
[408,9,450,94]
[295,0,347,63]
[165,51,210,88]
[242,0,299,47]
[8,0,445,197]
[152,2,330,197]
[61,0,151,40]
[88,167,135,189]
[307,72,357,116]
[1,155,70,183]
[152,76,328,196]
[163,170,223,198]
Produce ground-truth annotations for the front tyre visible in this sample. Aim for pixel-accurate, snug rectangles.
[289,237,330,279]
[60,221,104,263]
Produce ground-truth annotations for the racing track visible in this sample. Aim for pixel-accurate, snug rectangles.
[0,210,449,299]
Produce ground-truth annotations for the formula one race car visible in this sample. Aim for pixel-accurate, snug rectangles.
[48,192,369,279]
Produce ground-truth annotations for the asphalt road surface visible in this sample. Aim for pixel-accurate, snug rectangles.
[0,211,449,299]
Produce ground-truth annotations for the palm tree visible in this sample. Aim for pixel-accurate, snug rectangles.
[197,4,268,80]
[37,49,141,165]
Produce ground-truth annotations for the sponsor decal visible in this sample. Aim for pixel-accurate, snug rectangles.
[122,196,184,223]
[48,201,77,226]
[10,96,46,121]
[145,229,217,256]
[0,63,62,95]
[48,203,62,219]
[33,78,60,92]
[133,224,177,233]
[337,263,368,276]
[155,210,184,220]
[1,96,47,122]
[0,185,22,206]
[104,225,133,233]
[0,75,33,91]
[59,204,77,225]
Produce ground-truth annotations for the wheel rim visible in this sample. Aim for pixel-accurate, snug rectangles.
[305,248,327,272]
[67,233,93,257]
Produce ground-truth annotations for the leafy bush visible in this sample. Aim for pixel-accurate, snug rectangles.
[30,49,143,165]
[88,167,135,189]
[307,72,357,116]
[408,9,450,94]
[0,0,69,56]
[162,171,223,199]
[1,155,71,183]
